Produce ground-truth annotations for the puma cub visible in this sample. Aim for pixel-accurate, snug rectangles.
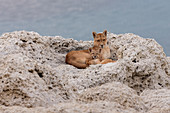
[88,46,116,65]
[65,46,100,69]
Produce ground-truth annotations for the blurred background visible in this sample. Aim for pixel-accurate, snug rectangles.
[0,0,169,56]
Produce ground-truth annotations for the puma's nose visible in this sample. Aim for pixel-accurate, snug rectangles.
[93,56,97,59]
[101,45,104,48]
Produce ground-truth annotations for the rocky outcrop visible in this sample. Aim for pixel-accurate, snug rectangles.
[0,31,169,113]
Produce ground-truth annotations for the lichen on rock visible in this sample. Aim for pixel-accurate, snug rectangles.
[0,31,169,113]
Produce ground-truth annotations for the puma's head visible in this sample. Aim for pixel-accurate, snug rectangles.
[88,46,102,60]
[93,30,107,48]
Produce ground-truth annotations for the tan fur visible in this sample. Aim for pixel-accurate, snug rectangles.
[92,30,111,60]
[86,59,101,65]
[65,46,102,69]
[65,30,112,69]
[65,49,90,69]
[88,46,116,65]
[86,46,102,65]
[100,59,116,64]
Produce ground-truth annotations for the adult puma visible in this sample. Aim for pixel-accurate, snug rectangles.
[92,30,111,60]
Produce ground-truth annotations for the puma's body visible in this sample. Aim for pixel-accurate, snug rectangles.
[100,59,116,64]
[65,49,90,69]
[100,46,110,60]
[65,46,101,69]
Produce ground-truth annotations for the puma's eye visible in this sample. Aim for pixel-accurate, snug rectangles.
[103,39,105,41]
[92,56,96,59]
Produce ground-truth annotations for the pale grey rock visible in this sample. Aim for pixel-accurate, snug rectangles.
[107,33,170,93]
[0,53,65,107]
[141,88,170,113]
[76,82,147,112]
[0,31,169,113]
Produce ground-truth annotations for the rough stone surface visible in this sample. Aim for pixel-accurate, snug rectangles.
[141,88,170,113]
[0,31,169,113]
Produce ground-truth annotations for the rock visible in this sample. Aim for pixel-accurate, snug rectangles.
[107,33,170,94]
[0,31,169,112]
[141,88,170,112]
[0,53,65,107]
[76,82,147,112]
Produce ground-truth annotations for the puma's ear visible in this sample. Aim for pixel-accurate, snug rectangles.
[88,48,92,53]
[103,30,107,36]
[92,32,97,38]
